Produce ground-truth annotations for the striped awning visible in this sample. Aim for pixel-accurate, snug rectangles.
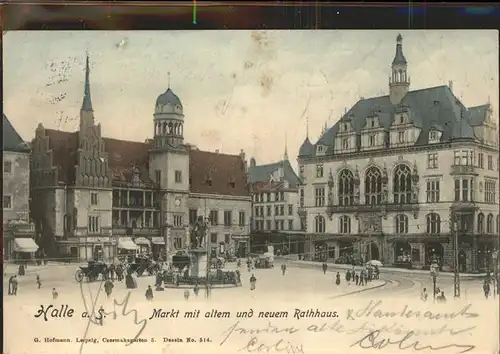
[117,237,138,250]
[13,238,39,253]
[134,237,151,246]
[151,237,165,245]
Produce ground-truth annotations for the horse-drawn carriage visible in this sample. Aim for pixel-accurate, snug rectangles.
[211,256,225,269]
[75,260,109,282]
[127,255,160,276]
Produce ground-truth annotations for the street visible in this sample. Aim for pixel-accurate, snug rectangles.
[4,261,498,354]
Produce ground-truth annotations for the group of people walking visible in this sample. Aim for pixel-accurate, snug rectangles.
[343,264,379,286]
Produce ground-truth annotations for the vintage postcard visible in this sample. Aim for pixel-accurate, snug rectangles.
[3,29,499,354]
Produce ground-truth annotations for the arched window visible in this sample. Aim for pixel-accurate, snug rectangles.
[365,167,382,205]
[426,213,441,234]
[338,169,354,206]
[393,164,412,204]
[315,215,325,233]
[477,213,484,233]
[339,215,351,234]
[395,214,408,234]
[487,214,494,234]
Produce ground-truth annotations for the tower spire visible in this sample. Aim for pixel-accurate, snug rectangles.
[81,52,93,112]
[389,34,410,104]
[168,71,171,89]
[306,116,309,139]
[284,132,288,161]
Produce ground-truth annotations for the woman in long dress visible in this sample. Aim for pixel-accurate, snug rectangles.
[250,273,257,291]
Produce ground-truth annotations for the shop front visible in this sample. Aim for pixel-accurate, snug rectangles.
[12,237,39,262]
[117,237,139,262]
[134,237,151,255]
[151,237,165,260]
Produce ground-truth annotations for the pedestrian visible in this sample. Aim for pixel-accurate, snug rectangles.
[374,265,380,280]
[184,289,190,300]
[18,264,25,276]
[52,287,58,300]
[11,275,18,295]
[345,269,351,285]
[355,274,360,286]
[145,285,154,301]
[281,263,287,275]
[36,274,42,289]
[250,273,257,291]
[8,275,14,295]
[194,283,200,296]
[363,272,368,286]
[322,263,328,274]
[420,288,428,301]
[359,271,365,286]
[335,272,341,286]
[483,280,491,299]
[104,279,114,298]
[353,270,358,285]
[437,291,447,303]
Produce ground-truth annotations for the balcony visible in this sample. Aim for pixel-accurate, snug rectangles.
[112,226,160,236]
[450,164,477,176]
[112,201,159,209]
[450,200,477,212]
[326,202,418,215]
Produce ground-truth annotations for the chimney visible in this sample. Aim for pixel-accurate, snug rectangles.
[239,149,245,161]
[215,149,219,154]
[448,81,453,92]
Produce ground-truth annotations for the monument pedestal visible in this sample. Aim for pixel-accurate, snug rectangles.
[189,248,208,278]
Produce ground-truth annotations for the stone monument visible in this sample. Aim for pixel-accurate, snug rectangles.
[189,216,209,279]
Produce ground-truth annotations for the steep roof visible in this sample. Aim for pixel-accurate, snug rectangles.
[189,148,250,197]
[41,129,249,196]
[307,85,481,158]
[3,114,30,153]
[248,159,301,188]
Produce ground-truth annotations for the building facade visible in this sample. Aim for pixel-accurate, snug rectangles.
[298,34,499,272]
[30,55,251,262]
[248,151,305,255]
[3,114,37,260]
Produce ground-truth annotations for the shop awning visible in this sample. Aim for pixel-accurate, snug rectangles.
[13,238,39,253]
[134,237,151,246]
[117,237,138,250]
[151,237,165,245]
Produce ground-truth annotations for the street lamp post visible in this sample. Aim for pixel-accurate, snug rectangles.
[453,219,461,299]
[430,266,437,301]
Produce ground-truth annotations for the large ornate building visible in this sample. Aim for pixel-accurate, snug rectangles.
[30,55,251,261]
[298,34,499,272]
[248,148,304,254]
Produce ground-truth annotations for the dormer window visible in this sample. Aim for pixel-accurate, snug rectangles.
[429,131,437,140]
[317,146,323,153]
[400,115,404,124]
[344,124,348,132]
[398,131,405,143]
[369,134,376,146]
[371,120,375,128]
[342,138,349,149]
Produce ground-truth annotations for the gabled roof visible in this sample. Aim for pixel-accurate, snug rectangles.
[39,129,250,197]
[308,85,481,158]
[3,114,30,153]
[189,148,249,197]
[248,159,301,188]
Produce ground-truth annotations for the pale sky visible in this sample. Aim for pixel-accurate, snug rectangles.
[4,30,498,166]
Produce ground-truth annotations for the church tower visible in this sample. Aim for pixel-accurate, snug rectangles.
[389,34,410,104]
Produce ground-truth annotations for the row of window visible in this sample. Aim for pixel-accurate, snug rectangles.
[210,233,232,244]
[453,150,497,171]
[314,213,443,234]
[300,166,497,207]
[254,204,294,217]
[305,151,498,179]
[476,213,499,234]
[253,191,285,203]
[188,209,246,227]
[254,219,295,231]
